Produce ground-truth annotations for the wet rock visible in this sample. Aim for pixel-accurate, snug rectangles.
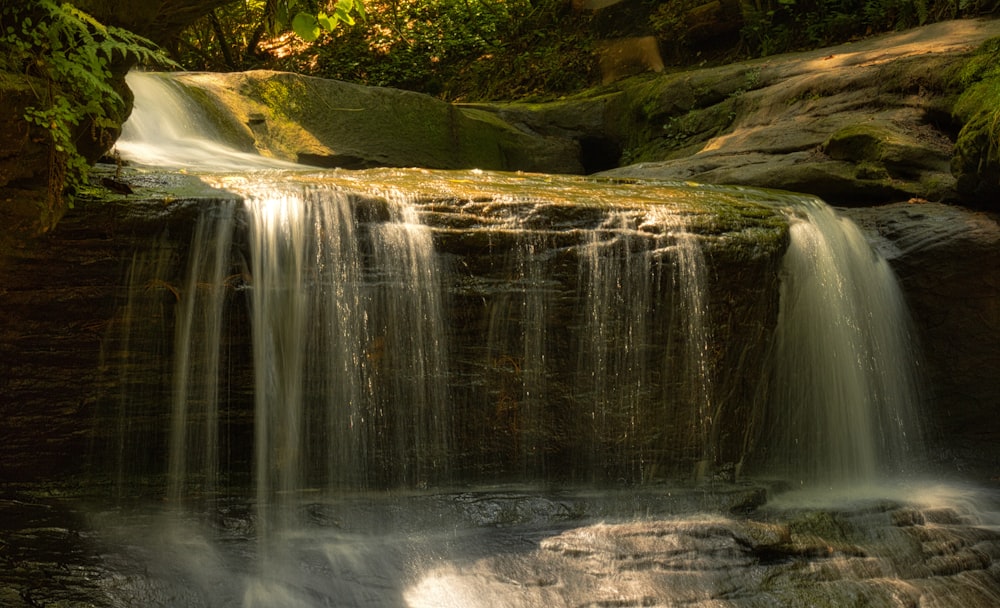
[405,495,1000,608]
[1,169,787,485]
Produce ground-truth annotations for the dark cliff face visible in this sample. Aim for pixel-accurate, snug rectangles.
[0,170,790,488]
[0,193,205,482]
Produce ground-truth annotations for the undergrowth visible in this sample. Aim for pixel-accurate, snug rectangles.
[0,1,174,211]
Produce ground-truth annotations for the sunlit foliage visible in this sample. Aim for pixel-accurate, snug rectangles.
[174,0,596,101]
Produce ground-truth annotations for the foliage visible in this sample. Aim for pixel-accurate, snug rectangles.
[294,0,597,101]
[171,1,269,71]
[650,0,1000,61]
[0,1,174,206]
[172,1,364,71]
[287,0,365,42]
[174,0,596,102]
[736,0,999,57]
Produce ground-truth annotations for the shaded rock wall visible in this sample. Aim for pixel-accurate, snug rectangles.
[0,187,216,482]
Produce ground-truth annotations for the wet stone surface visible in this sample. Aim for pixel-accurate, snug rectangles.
[0,492,108,607]
[1,484,999,607]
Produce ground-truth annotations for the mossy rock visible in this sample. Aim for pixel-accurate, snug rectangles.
[952,107,1000,197]
[949,36,1000,200]
[952,80,1000,198]
[171,71,584,174]
[824,124,896,163]
[824,123,948,173]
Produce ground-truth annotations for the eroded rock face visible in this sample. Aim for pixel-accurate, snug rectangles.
[0,169,788,485]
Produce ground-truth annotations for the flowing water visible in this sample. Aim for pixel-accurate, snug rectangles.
[763,198,925,488]
[16,71,995,607]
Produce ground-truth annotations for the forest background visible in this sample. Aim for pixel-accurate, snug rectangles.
[176,0,1000,102]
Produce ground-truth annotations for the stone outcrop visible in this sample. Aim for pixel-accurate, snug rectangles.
[588,18,1000,207]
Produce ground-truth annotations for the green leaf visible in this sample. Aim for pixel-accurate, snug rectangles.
[333,8,355,26]
[316,11,337,31]
[335,0,360,24]
[291,12,320,41]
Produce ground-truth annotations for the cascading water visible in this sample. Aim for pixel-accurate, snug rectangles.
[80,71,1000,607]
[240,181,450,500]
[762,198,925,489]
[167,203,237,505]
[116,71,300,170]
[573,209,712,481]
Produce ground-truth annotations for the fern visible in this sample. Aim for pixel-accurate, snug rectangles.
[0,1,176,209]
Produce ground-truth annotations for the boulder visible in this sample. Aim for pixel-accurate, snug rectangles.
[168,71,584,174]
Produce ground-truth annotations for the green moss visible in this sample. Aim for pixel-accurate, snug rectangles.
[955,36,1000,88]
[823,124,895,162]
[854,161,890,181]
[951,37,1000,197]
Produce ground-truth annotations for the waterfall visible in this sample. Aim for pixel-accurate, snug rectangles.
[763,197,924,488]
[574,209,712,481]
[81,70,992,608]
[240,182,450,507]
[168,203,237,504]
[116,72,300,170]
[110,71,928,495]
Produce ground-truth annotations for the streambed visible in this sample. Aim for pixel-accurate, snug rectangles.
[3,482,999,607]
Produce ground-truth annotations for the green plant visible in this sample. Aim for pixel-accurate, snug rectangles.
[0,1,174,209]
[281,0,366,42]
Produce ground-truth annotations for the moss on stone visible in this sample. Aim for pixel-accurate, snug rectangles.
[824,124,909,164]
[951,37,1000,198]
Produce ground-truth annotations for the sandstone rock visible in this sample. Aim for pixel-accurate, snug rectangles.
[591,18,1000,207]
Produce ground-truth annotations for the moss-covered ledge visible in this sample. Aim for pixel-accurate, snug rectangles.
[951,35,1000,199]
